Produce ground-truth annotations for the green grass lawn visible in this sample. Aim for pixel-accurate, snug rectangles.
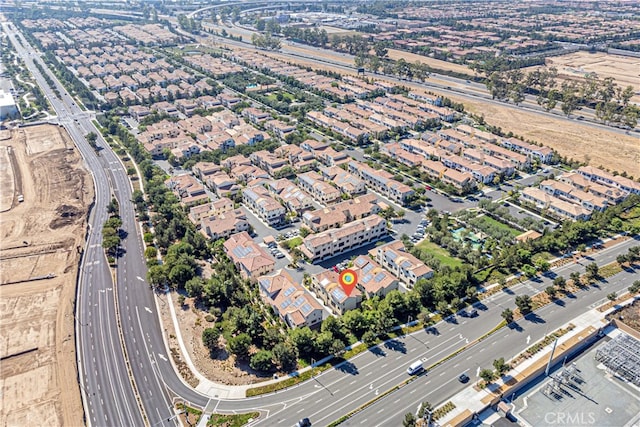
[266,91,294,102]
[415,240,463,269]
[284,236,303,248]
[476,215,521,237]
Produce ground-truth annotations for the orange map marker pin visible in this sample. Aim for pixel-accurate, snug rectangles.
[338,269,358,296]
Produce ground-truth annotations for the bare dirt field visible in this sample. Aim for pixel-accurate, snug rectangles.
[524,51,640,103]
[251,47,639,175]
[0,124,92,427]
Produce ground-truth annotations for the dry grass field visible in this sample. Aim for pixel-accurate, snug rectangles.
[524,51,640,103]
[385,48,473,75]
[0,125,92,427]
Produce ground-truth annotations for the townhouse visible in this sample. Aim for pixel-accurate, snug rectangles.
[319,166,366,196]
[192,162,221,181]
[188,197,234,224]
[258,270,323,328]
[224,231,275,281]
[250,150,289,177]
[442,168,476,192]
[520,187,591,221]
[577,165,640,196]
[311,270,363,315]
[558,172,626,204]
[242,184,286,226]
[351,255,399,298]
[539,179,608,212]
[165,174,209,207]
[371,240,434,287]
[200,209,250,241]
[265,119,296,139]
[348,161,414,205]
[242,107,271,124]
[302,193,381,233]
[205,171,241,198]
[266,179,314,214]
[442,155,496,184]
[297,171,341,205]
[300,215,387,263]
[502,138,554,164]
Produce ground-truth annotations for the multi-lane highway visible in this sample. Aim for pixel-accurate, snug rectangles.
[5,17,640,427]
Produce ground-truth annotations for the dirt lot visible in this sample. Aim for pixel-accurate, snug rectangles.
[524,51,640,103]
[0,124,92,427]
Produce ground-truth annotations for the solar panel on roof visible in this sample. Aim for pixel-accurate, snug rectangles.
[362,263,374,274]
[387,251,397,260]
[283,286,296,297]
[332,288,346,300]
[301,303,313,314]
[280,299,291,309]
[362,274,373,283]
[401,260,412,268]
[374,272,387,282]
[293,297,305,307]
[355,257,366,267]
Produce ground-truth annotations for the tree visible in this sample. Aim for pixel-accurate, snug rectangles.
[570,271,581,285]
[501,308,514,323]
[374,43,388,58]
[227,333,252,359]
[185,277,204,299]
[202,328,221,353]
[361,330,377,347]
[629,280,640,294]
[522,264,537,278]
[290,327,316,359]
[607,292,617,301]
[272,343,297,371]
[616,254,629,265]
[250,350,274,372]
[168,263,195,288]
[402,412,416,427]
[299,227,311,238]
[545,286,557,299]
[585,262,599,280]
[480,368,495,383]
[86,131,98,149]
[553,276,566,288]
[147,264,167,288]
[493,357,510,375]
[515,295,533,315]
[417,401,433,418]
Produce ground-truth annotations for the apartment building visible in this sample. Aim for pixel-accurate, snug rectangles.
[249,150,289,177]
[300,215,387,262]
[348,161,414,205]
[242,185,286,226]
[351,255,399,298]
[258,270,323,328]
[372,240,434,287]
[201,209,250,241]
[297,171,341,204]
[206,171,241,198]
[302,193,381,233]
[311,270,363,315]
[224,231,275,281]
